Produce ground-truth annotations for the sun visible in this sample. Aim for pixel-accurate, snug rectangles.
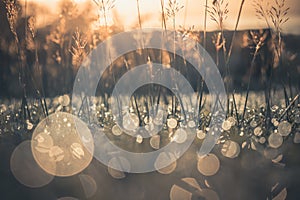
[73,0,87,3]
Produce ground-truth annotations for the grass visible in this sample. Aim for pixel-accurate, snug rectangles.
[0,0,299,148]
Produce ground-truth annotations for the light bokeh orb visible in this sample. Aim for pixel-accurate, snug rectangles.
[10,141,54,188]
[268,132,283,149]
[197,130,206,140]
[221,140,240,159]
[79,174,98,198]
[278,121,292,136]
[155,152,177,175]
[173,128,187,144]
[197,153,220,176]
[170,177,219,200]
[150,135,160,149]
[31,112,94,177]
[107,157,130,179]
[167,118,178,129]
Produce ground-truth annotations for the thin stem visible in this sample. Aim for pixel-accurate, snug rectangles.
[232,92,240,126]
[161,0,167,30]
[278,94,300,121]
[242,48,259,121]
[134,95,142,126]
[136,0,142,30]
[226,0,245,64]
[203,0,208,49]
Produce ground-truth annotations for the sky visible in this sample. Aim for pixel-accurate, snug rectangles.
[27,0,300,34]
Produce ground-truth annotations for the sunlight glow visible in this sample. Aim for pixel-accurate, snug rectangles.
[26,0,300,34]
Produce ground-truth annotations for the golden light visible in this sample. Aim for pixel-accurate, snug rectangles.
[73,0,87,3]
[25,0,299,33]
[31,112,94,177]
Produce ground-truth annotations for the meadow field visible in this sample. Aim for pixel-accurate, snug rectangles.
[0,0,299,199]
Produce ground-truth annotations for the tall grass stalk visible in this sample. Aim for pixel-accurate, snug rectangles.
[226,0,245,64]
[223,0,245,118]
[208,0,229,117]
[242,31,267,122]
[136,0,142,30]
[160,0,167,30]
[93,0,115,48]
[212,32,222,66]
[278,94,299,121]
[269,0,289,61]
[253,0,290,126]
[166,0,184,59]
[195,0,208,120]
[232,91,240,125]
[93,0,116,112]
[135,0,153,121]
[27,15,49,117]
[166,0,183,115]
[157,0,167,114]
[70,28,91,121]
[203,0,208,50]
[5,0,31,120]
[208,0,229,66]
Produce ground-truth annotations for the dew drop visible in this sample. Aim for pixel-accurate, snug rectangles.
[197,130,206,140]
[254,127,263,136]
[111,124,122,136]
[222,120,231,131]
[136,134,143,144]
[268,133,283,149]
[167,118,178,129]
[221,140,240,158]
[278,121,292,136]
[150,135,160,150]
